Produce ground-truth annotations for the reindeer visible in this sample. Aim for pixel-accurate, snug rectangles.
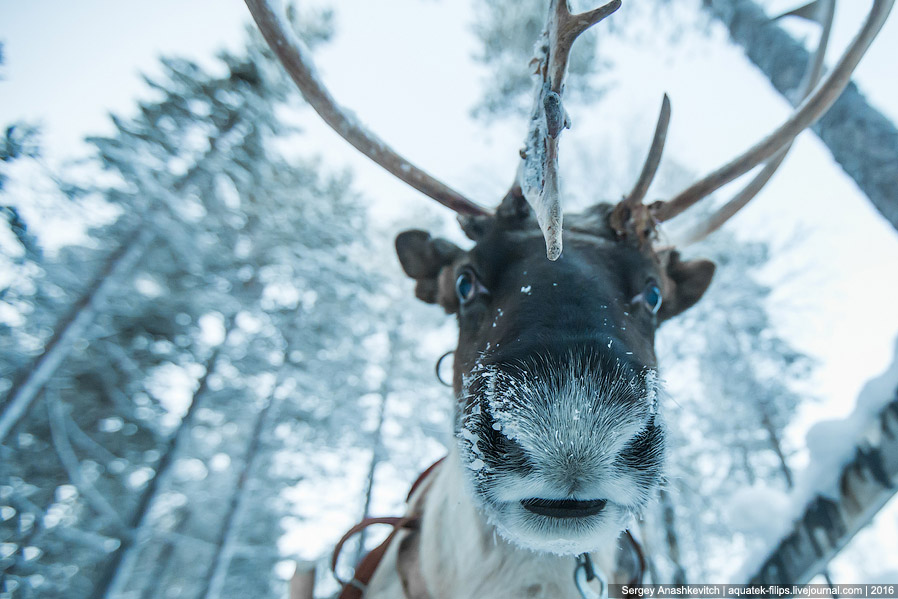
[245,1,893,597]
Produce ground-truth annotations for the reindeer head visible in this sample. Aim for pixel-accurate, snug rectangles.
[395,193,713,553]
[247,0,891,557]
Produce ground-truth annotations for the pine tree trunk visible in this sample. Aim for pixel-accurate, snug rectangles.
[91,319,234,599]
[702,0,898,233]
[197,389,275,599]
[759,407,794,488]
[0,227,155,444]
[0,112,247,446]
[353,328,399,566]
[137,507,191,599]
[660,489,688,584]
[198,325,301,599]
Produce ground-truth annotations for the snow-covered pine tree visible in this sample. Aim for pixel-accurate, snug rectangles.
[0,43,47,415]
[347,216,459,566]
[0,13,399,599]
[654,231,814,581]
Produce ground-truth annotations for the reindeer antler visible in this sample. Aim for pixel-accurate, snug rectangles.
[520,0,622,260]
[609,94,672,242]
[675,0,835,245]
[244,0,490,217]
[651,0,893,225]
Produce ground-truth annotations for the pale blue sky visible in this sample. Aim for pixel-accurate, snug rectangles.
[1,1,248,159]
[4,0,898,438]
[4,0,898,437]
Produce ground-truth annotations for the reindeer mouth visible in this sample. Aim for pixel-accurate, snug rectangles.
[520,498,607,518]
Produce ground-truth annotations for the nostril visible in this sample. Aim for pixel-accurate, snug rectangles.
[520,498,607,518]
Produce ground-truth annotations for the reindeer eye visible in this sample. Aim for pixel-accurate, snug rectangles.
[641,280,663,315]
[455,270,479,305]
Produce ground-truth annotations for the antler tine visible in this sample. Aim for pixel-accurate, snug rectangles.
[244,0,490,217]
[609,94,671,243]
[549,0,623,93]
[677,0,836,246]
[677,151,787,246]
[625,93,672,207]
[653,0,893,224]
[785,0,835,107]
[520,0,622,261]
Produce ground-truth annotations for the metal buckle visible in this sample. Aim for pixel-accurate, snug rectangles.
[574,553,608,599]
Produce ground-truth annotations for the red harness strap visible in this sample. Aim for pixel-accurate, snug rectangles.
[332,516,420,599]
[404,458,444,502]
[333,458,445,599]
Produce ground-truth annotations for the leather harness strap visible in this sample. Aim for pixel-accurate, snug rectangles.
[334,458,444,599]
[404,458,445,502]
[333,516,421,599]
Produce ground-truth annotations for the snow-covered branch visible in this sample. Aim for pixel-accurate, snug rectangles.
[744,341,898,583]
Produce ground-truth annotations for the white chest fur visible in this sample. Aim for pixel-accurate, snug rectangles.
[364,450,619,599]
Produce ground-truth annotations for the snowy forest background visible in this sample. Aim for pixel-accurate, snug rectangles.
[2,0,898,597]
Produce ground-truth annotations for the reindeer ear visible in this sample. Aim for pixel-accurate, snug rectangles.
[658,250,715,321]
[395,230,463,310]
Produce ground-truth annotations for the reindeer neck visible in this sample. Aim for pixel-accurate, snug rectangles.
[416,448,616,599]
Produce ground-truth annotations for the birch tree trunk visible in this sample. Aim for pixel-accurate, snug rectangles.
[702,0,898,233]
[747,394,898,583]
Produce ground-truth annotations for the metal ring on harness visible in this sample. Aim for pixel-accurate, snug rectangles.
[573,553,608,599]
[434,350,454,387]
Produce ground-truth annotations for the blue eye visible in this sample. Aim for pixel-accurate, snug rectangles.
[456,271,477,304]
[642,281,662,315]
